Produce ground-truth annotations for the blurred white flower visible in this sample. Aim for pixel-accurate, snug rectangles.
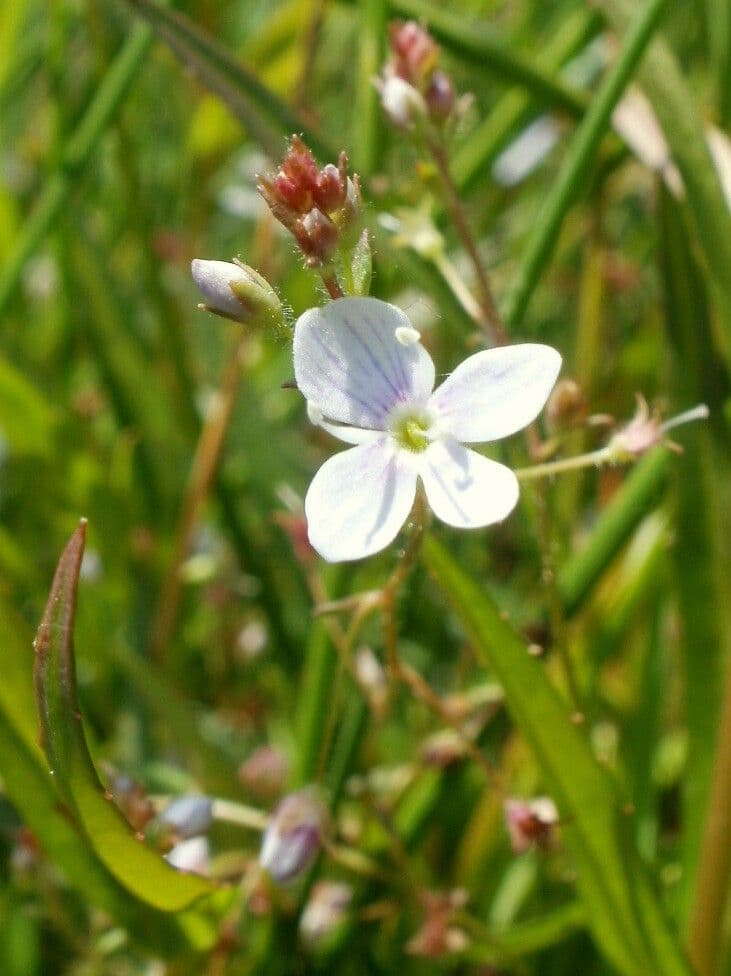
[293,297,561,562]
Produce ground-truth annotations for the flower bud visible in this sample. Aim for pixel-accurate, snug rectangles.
[607,395,709,463]
[504,796,559,854]
[259,787,327,884]
[300,881,353,947]
[378,76,428,131]
[238,745,290,799]
[389,20,439,88]
[191,259,283,328]
[165,836,210,876]
[545,378,588,433]
[294,208,340,266]
[158,795,213,840]
[425,71,456,123]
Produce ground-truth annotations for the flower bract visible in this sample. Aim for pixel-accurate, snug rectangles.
[293,297,561,562]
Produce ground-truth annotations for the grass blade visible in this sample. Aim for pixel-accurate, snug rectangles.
[124,0,333,161]
[34,522,216,913]
[423,534,693,976]
[502,0,669,330]
[601,0,731,365]
[659,186,731,975]
[452,8,598,194]
[557,449,670,617]
[0,25,155,319]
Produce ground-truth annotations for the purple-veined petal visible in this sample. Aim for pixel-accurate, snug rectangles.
[305,439,417,561]
[418,439,519,529]
[429,344,561,443]
[294,297,435,430]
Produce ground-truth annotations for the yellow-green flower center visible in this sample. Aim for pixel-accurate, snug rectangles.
[391,412,431,453]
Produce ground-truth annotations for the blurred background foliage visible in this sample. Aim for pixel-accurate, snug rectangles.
[0,0,731,973]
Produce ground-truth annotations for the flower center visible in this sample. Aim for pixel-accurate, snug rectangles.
[390,411,432,453]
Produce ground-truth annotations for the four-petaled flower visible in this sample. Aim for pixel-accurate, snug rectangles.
[293,297,561,562]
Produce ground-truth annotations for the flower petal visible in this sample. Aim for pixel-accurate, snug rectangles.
[294,297,435,429]
[418,440,519,529]
[429,344,561,443]
[305,440,417,561]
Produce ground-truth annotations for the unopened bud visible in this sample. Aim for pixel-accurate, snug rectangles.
[300,881,353,947]
[504,796,559,854]
[239,745,290,799]
[295,208,340,266]
[191,259,283,328]
[607,395,709,463]
[259,787,327,884]
[546,378,588,432]
[158,795,213,840]
[378,76,428,131]
[165,836,210,876]
[425,71,455,123]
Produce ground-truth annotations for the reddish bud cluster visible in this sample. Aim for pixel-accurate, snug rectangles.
[258,136,362,267]
[389,20,440,87]
[380,21,456,128]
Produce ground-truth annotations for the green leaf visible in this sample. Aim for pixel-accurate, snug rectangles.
[352,0,387,176]
[123,0,333,161]
[423,534,693,976]
[0,354,56,456]
[660,186,731,971]
[557,449,670,617]
[34,521,216,913]
[0,599,217,953]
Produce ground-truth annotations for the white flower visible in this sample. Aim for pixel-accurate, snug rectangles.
[294,297,561,563]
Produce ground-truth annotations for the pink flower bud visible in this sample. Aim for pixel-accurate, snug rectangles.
[259,788,327,884]
[504,796,559,854]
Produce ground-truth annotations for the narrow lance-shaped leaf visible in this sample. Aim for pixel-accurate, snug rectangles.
[423,534,693,976]
[123,0,334,161]
[34,521,216,913]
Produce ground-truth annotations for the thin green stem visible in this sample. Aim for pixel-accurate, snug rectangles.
[428,137,507,345]
[516,446,613,481]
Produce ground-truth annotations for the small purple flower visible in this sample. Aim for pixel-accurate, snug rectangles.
[259,788,326,884]
[293,297,562,562]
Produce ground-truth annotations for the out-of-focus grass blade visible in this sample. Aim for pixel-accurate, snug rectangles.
[388,0,585,116]
[452,8,598,194]
[557,448,669,617]
[423,534,693,976]
[124,0,333,161]
[0,707,213,953]
[502,0,668,331]
[0,602,216,952]
[601,0,731,363]
[0,25,156,319]
[467,901,586,965]
[352,0,387,177]
[659,186,731,974]
[0,355,55,456]
[34,522,216,913]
